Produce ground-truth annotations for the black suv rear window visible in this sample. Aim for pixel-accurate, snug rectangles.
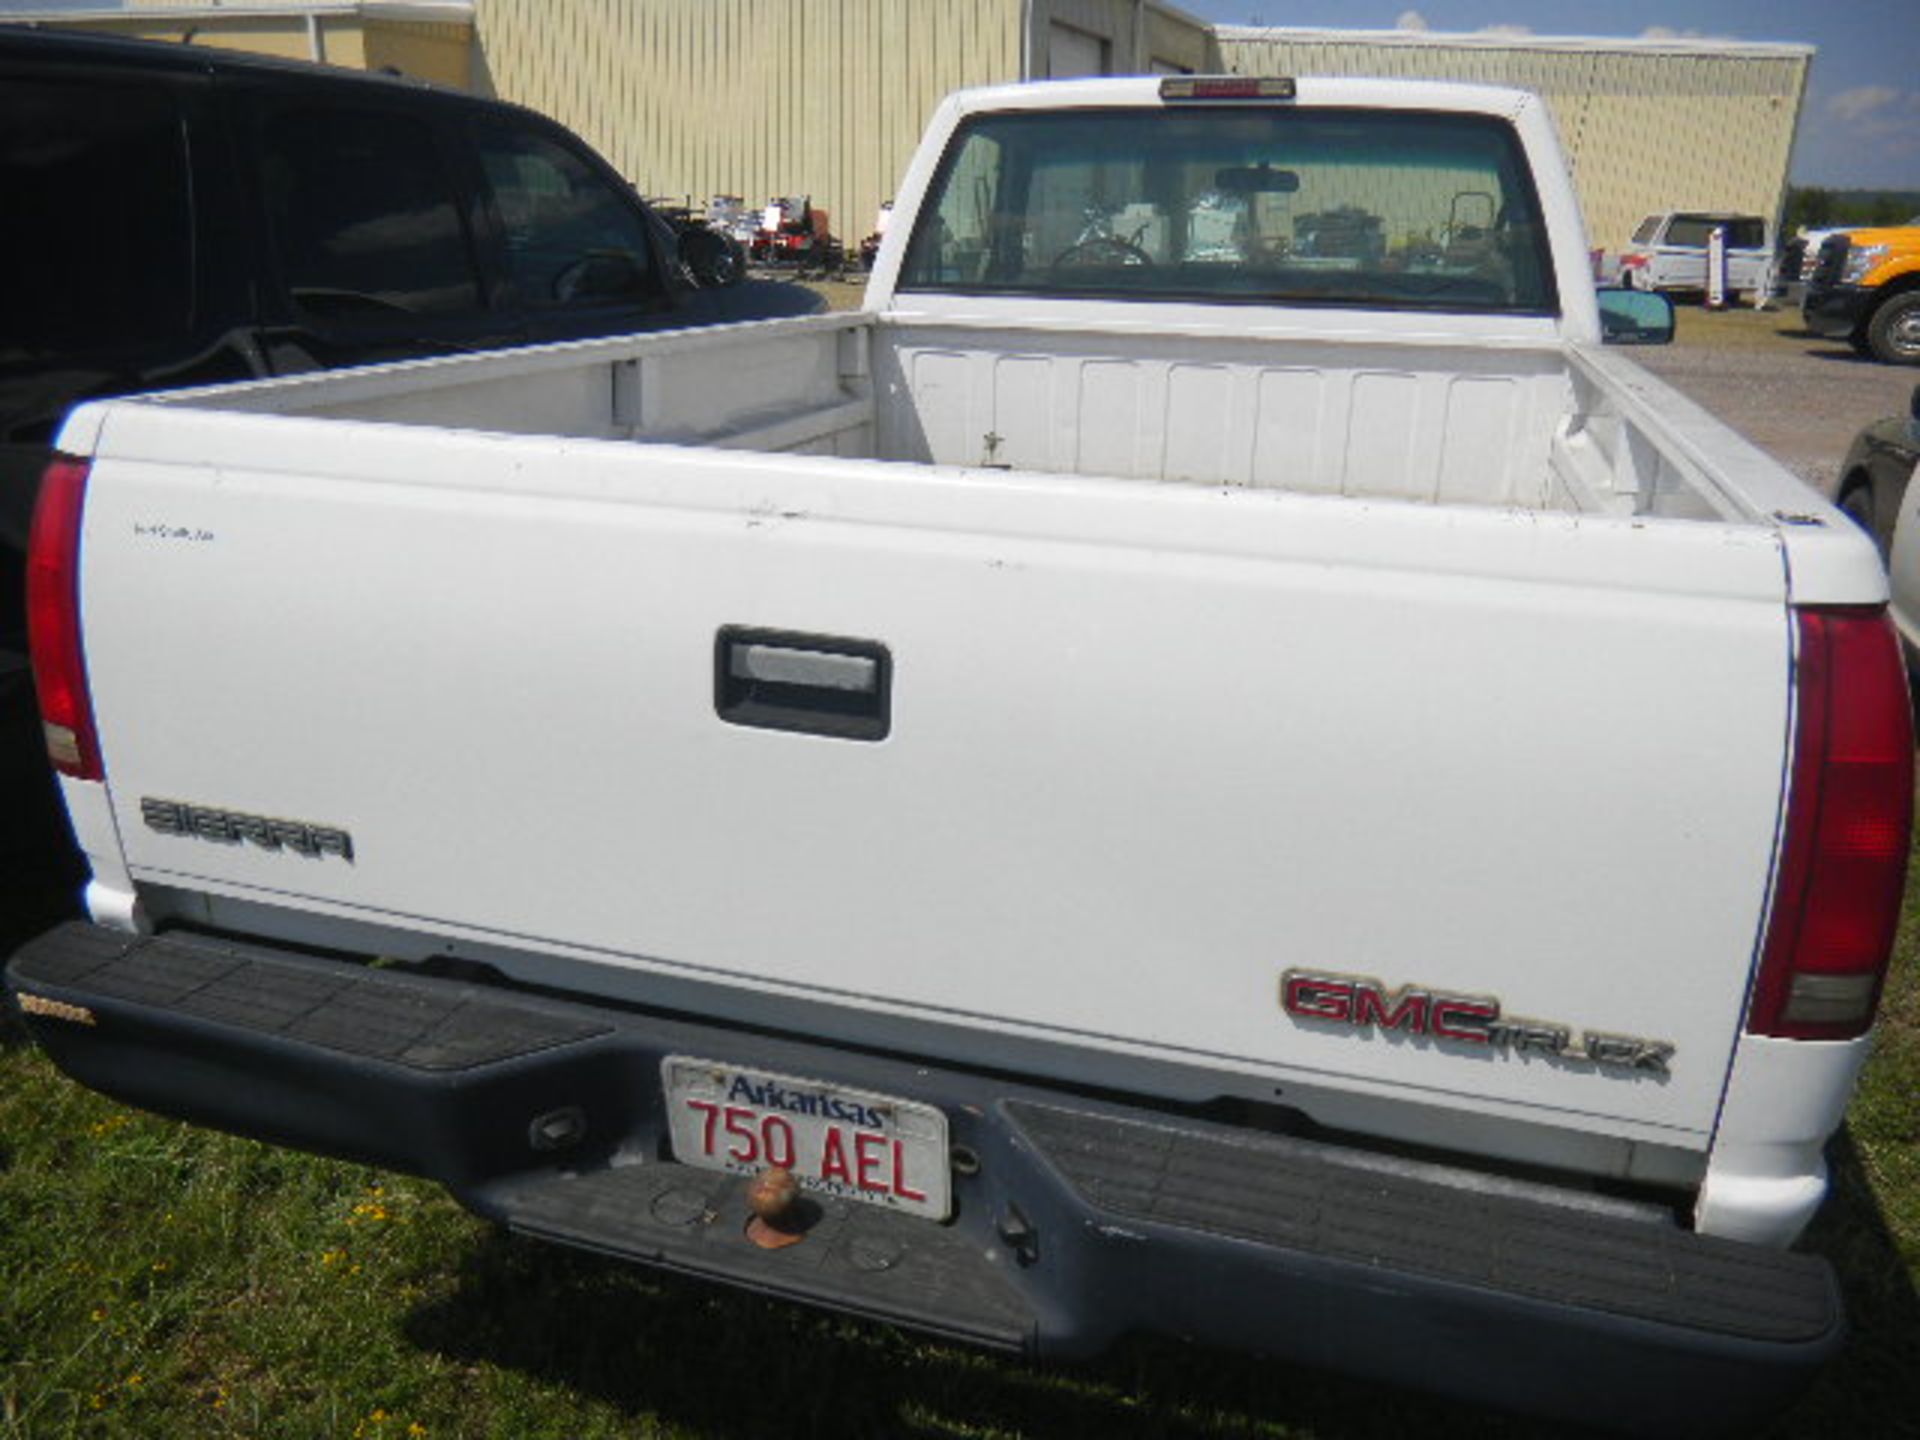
[1,79,192,365]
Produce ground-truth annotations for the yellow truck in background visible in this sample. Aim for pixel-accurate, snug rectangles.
[1803,223,1920,364]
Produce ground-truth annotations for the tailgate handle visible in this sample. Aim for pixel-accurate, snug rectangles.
[715,627,891,741]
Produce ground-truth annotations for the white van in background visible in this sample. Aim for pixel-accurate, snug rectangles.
[1618,210,1771,299]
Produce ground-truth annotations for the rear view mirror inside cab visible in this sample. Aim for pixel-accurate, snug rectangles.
[1597,286,1675,345]
[1213,163,1299,195]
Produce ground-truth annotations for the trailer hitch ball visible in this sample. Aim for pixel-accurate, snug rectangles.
[745,1166,813,1250]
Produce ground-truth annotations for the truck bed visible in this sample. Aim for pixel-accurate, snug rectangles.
[170,311,1743,522]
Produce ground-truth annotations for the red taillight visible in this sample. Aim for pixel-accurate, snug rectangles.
[1748,606,1914,1040]
[26,454,102,781]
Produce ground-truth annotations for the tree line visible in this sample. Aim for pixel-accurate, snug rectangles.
[1785,187,1920,232]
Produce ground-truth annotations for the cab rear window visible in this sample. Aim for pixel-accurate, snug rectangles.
[899,107,1556,313]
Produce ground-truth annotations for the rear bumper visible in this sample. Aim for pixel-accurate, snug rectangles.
[1802,282,1875,339]
[8,921,1842,1436]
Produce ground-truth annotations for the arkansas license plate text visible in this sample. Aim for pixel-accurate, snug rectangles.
[662,1057,952,1221]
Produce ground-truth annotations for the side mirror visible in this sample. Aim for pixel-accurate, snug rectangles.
[679,227,745,288]
[1596,286,1675,345]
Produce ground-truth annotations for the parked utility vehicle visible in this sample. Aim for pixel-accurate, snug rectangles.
[1804,222,1920,364]
[9,76,1911,1436]
[1617,210,1771,299]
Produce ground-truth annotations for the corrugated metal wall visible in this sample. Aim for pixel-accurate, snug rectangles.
[1216,31,1809,253]
[477,0,1024,244]
[1029,0,1215,77]
[363,21,475,90]
[1146,6,1216,73]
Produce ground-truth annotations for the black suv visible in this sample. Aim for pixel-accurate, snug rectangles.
[0,27,813,907]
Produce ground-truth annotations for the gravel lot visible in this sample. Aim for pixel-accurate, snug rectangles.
[1630,303,1917,494]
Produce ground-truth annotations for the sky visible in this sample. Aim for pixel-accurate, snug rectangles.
[1178,0,1920,189]
[3,0,1914,189]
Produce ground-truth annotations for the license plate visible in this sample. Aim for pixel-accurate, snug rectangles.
[661,1057,952,1221]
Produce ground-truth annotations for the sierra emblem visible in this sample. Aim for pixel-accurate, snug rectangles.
[140,798,354,862]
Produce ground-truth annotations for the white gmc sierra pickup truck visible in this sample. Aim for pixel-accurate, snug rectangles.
[8,77,1913,1434]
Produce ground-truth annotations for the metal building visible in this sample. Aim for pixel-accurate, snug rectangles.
[10,1,477,87]
[1216,27,1811,255]
[12,3,1809,265]
[473,0,1215,248]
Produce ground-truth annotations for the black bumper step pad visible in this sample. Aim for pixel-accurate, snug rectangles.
[11,922,610,1071]
[1007,1100,1836,1346]
[8,919,1844,1434]
[480,1162,1035,1351]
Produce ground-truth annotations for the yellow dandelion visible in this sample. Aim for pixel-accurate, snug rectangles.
[89,1307,107,1323]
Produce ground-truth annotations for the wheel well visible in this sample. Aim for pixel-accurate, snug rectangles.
[1867,272,1920,316]
[1851,274,1920,344]
[1835,472,1888,557]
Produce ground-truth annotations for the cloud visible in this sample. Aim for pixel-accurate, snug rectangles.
[1828,85,1899,124]
[1395,9,1428,29]
[1817,86,1920,157]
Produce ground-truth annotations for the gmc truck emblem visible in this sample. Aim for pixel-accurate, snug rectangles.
[1281,969,1674,1075]
[140,798,354,862]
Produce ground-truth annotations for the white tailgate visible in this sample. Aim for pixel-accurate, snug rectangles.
[80,406,1791,1145]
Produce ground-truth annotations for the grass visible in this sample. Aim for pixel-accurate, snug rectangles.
[4,850,1917,1440]
[1664,299,1818,350]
